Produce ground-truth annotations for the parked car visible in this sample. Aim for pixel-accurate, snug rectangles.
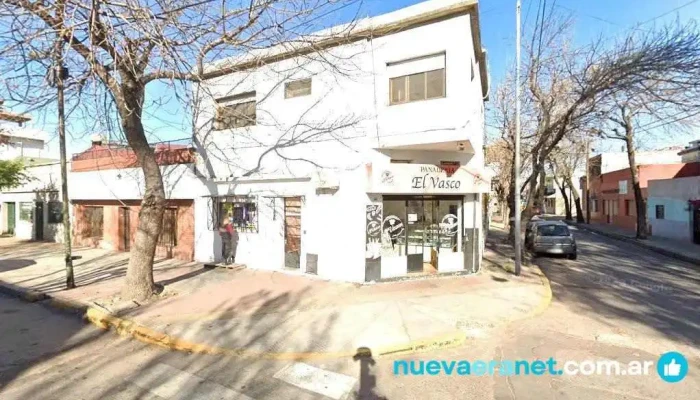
[525,220,577,259]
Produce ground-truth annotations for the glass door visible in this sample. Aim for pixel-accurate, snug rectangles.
[406,200,424,272]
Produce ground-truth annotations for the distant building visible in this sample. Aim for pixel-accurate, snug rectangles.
[647,175,700,245]
[678,139,700,163]
[586,163,699,233]
[0,124,50,161]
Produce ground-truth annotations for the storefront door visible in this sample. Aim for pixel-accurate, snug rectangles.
[34,202,44,241]
[385,196,462,274]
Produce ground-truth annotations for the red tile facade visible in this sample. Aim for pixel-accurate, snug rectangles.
[73,199,195,261]
[585,163,700,233]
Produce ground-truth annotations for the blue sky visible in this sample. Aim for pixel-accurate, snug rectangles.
[31,0,700,156]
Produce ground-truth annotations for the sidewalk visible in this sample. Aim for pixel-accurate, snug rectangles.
[566,221,700,265]
[0,237,550,359]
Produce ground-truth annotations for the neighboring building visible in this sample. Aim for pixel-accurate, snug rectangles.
[678,139,700,163]
[193,0,490,282]
[587,163,699,232]
[0,124,49,161]
[587,148,683,177]
[68,137,205,261]
[0,161,65,241]
[647,175,700,245]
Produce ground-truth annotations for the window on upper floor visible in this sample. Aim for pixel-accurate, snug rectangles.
[388,52,446,106]
[390,159,412,164]
[285,78,312,99]
[214,91,256,130]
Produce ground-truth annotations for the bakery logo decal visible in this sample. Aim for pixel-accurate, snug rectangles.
[366,204,382,260]
[380,170,395,186]
[366,205,382,239]
[439,214,458,237]
[382,215,405,239]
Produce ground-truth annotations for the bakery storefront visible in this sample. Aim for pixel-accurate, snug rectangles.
[365,163,490,281]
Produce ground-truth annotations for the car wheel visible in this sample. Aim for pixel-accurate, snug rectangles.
[568,253,577,260]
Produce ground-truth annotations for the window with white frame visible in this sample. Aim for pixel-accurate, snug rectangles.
[285,78,312,99]
[388,53,446,105]
[214,91,256,130]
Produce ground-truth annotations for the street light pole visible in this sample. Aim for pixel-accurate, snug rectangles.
[585,138,591,224]
[514,0,522,275]
[53,28,75,289]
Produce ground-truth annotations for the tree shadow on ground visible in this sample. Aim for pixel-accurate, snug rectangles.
[537,229,700,348]
[0,259,35,273]
[0,282,386,400]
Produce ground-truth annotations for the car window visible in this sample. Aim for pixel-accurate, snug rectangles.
[537,225,570,236]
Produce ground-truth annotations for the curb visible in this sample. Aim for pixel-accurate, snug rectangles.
[0,279,467,360]
[567,222,700,266]
[1,257,551,361]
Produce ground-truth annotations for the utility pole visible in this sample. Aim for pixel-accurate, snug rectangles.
[514,0,522,275]
[52,14,75,289]
[585,138,591,224]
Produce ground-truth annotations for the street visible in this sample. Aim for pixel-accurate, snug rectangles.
[1,227,698,399]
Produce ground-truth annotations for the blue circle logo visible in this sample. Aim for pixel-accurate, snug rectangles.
[656,352,688,383]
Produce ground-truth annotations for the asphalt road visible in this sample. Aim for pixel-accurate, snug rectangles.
[0,227,698,399]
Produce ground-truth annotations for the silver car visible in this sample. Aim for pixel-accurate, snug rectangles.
[525,220,577,259]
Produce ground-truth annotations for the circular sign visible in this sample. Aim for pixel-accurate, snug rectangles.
[440,214,458,237]
[366,221,381,238]
[382,215,405,239]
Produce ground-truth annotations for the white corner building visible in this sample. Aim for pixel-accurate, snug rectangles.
[192,0,490,282]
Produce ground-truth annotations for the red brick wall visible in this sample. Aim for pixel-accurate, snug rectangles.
[72,199,194,261]
[71,145,195,172]
[587,163,692,232]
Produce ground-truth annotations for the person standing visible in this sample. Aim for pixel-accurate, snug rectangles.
[219,217,234,265]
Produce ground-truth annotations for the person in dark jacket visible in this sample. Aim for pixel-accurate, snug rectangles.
[219,217,235,265]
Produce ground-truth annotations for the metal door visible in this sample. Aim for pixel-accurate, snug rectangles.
[6,203,15,235]
[693,206,700,245]
[120,207,131,251]
[35,202,44,240]
[284,197,302,269]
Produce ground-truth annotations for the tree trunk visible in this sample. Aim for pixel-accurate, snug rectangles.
[624,131,647,239]
[118,80,166,301]
[564,175,585,223]
[554,175,572,220]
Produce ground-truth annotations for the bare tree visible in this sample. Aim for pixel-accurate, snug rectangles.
[548,132,588,222]
[0,0,363,300]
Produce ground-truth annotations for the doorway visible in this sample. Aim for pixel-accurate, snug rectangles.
[693,205,700,245]
[284,197,302,269]
[5,202,16,235]
[35,202,44,241]
[386,196,462,274]
[120,207,131,251]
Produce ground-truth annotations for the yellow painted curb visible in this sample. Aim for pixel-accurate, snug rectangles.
[85,307,467,360]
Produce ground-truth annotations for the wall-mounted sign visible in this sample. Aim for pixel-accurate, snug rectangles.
[440,161,460,177]
[380,170,395,186]
[382,215,405,239]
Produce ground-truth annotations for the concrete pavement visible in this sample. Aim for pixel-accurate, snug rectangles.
[2,227,699,399]
[0,237,549,360]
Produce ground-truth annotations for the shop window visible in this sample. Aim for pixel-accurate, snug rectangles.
[48,201,63,223]
[214,91,256,130]
[285,78,312,99]
[655,205,665,220]
[19,202,33,222]
[218,196,258,233]
[82,206,104,238]
[159,208,178,247]
[390,68,445,105]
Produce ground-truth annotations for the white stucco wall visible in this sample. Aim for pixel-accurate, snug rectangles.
[192,2,487,281]
[68,164,208,200]
[0,163,65,241]
[647,176,700,242]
